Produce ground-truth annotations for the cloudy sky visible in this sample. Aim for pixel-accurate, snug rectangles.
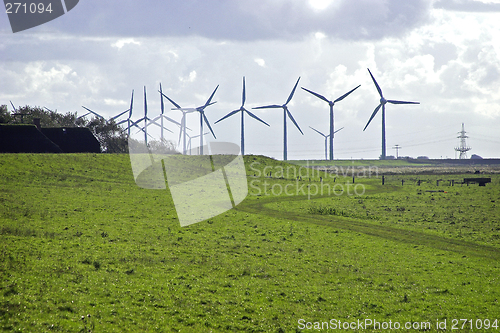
[1,0,500,160]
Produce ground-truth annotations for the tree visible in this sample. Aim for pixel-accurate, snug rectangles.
[84,116,128,153]
[8,105,78,127]
[0,105,12,123]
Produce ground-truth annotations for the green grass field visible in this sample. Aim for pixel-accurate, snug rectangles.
[1,154,500,332]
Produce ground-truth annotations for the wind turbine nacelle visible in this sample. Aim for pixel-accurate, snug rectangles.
[380,98,387,105]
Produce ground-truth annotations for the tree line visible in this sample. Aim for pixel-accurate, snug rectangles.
[0,104,176,154]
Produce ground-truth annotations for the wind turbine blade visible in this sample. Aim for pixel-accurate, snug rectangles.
[9,101,17,111]
[173,107,197,112]
[150,115,161,123]
[367,68,384,99]
[242,76,246,106]
[159,83,164,115]
[143,86,147,118]
[145,117,163,129]
[252,105,282,110]
[334,85,361,103]
[363,104,382,131]
[204,85,219,107]
[202,112,216,139]
[77,112,91,119]
[286,108,303,135]
[285,77,301,105]
[111,110,128,120]
[81,106,105,119]
[159,91,182,109]
[301,87,329,104]
[245,109,270,126]
[190,132,209,139]
[215,109,240,124]
[133,127,155,140]
[129,90,134,118]
[178,116,185,145]
[333,127,344,134]
[387,100,420,105]
[163,115,181,126]
[309,126,326,137]
[130,117,146,128]
[144,117,173,133]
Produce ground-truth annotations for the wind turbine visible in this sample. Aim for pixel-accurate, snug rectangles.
[111,89,134,124]
[112,90,136,136]
[253,77,302,161]
[10,101,29,123]
[215,77,269,155]
[364,68,419,160]
[129,86,165,145]
[151,83,182,142]
[301,84,360,160]
[185,132,209,155]
[172,85,218,155]
[309,126,344,160]
[112,89,143,137]
[81,106,105,120]
[158,90,192,155]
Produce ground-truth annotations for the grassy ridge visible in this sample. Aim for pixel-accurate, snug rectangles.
[1,154,500,332]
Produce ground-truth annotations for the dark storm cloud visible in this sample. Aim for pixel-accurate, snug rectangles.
[434,0,500,12]
[41,0,432,41]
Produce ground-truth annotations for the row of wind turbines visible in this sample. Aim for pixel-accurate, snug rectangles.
[81,68,419,160]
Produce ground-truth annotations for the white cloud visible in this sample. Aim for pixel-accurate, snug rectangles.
[180,70,197,83]
[254,58,266,67]
[104,98,127,106]
[309,0,334,11]
[111,38,141,49]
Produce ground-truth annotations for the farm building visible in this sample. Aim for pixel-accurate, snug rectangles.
[0,122,100,153]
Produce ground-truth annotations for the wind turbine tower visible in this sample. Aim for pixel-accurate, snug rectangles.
[215,77,269,155]
[455,123,471,159]
[253,77,303,161]
[171,86,218,155]
[310,126,344,160]
[301,84,360,160]
[364,68,420,160]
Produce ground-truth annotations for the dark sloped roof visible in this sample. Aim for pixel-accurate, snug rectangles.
[41,127,100,153]
[0,124,63,153]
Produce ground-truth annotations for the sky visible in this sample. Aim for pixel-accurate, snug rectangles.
[1,0,500,160]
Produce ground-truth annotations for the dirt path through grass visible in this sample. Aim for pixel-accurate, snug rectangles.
[237,191,500,261]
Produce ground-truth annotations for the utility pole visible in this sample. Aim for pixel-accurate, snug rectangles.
[393,144,401,159]
[454,123,471,159]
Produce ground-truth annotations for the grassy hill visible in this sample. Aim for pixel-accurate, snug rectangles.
[1,154,500,332]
